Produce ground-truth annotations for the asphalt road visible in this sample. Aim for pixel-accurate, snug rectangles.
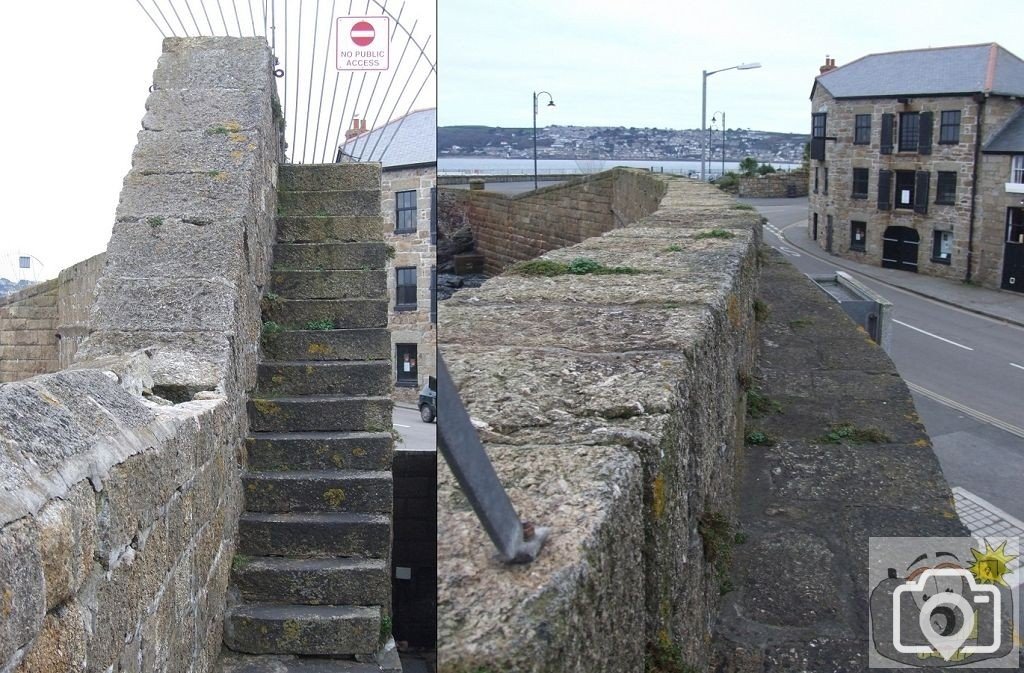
[743,197,1024,522]
[393,405,436,453]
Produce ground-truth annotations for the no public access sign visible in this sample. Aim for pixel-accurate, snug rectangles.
[336,16,390,71]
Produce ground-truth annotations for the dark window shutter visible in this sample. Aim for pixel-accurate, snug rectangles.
[880,114,894,155]
[810,137,826,161]
[878,170,892,210]
[918,112,933,155]
[914,171,930,214]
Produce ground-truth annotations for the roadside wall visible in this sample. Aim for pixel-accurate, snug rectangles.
[737,169,808,198]
[0,36,280,673]
[441,168,666,276]
[438,175,761,672]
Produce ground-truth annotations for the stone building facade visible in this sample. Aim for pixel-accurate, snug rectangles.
[339,109,436,403]
[808,44,1024,292]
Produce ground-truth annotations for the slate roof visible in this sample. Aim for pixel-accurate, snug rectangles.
[812,43,1024,100]
[984,107,1024,153]
[337,108,436,169]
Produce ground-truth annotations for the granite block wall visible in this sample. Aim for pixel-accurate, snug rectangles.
[0,36,281,673]
[443,169,667,276]
[438,174,761,672]
[738,169,808,198]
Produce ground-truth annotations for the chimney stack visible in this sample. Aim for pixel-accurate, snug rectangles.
[819,55,837,74]
[345,117,368,140]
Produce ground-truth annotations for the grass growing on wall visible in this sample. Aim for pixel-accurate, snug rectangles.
[511,257,643,277]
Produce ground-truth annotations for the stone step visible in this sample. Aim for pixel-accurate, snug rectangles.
[248,396,391,433]
[243,470,393,514]
[278,190,380,218]
[246,432,393,472]
[258,361,391,397]
[273,243,389,271]
[276,216,384,244]
[269,270,386,301]
[278,163,380,193]
[262,299,387,330]
[224,603,379,656]
[216,651,383,672]
[237,512,390,558]
[232,557,389,606]
[261,329,389,362]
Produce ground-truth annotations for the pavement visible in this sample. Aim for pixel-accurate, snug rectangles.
[777,218,1024,328]
[713,248,971,671]
[764,214,1024,544]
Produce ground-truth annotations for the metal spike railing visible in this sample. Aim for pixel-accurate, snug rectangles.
[135,0,435,165]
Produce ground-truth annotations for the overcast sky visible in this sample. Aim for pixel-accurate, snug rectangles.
[1,0,435,282]
[438,0,1024,134]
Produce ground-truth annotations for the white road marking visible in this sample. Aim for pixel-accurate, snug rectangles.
[906,381,1024,439]
[763,223,802,257]
[892,319,974,351]
[776,222,1021,330]
[1010,362,1024,371]
[393,423,411,428]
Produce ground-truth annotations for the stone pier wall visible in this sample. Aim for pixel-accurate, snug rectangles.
[442,168,666,276]
[0,37,281,673]
[438,174,761,672]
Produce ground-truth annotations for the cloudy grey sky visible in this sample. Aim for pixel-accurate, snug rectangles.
[1,1,434,282]
[438,0,1024,133]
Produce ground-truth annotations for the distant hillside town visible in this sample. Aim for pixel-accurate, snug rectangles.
[0,278,35,297]
[439,124,808,164]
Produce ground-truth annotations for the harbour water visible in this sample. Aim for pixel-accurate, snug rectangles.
[439,156,799,177]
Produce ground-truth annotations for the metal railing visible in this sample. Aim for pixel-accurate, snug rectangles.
[135,0,435,164]
[437,354,549,563]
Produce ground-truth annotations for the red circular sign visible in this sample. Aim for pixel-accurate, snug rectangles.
[351,21,375,47]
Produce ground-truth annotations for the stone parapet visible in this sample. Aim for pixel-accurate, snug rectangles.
[737,169,809,198]
[441,168,667,276]
[0,36,282,673]
[438,175,761,672]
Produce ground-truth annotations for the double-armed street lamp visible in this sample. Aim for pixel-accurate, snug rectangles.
[701,62,760,182]
[533,91,556,190]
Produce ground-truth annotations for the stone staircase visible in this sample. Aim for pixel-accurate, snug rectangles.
[219,163,397,672]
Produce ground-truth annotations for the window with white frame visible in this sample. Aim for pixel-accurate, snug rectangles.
[1012,156,1024,184]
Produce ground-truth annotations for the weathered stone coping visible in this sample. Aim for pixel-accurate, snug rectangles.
[0,362,222,529]
[438,175,762,672]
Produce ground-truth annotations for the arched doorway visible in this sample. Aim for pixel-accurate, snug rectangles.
[882,226,919,272]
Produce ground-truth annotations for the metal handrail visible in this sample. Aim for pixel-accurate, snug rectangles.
[436,354,549,563]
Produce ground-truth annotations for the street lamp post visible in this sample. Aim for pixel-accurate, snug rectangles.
[533,91,555,190]
[701,62,761,182]
[711,111,725,179]
[721,111,726,177]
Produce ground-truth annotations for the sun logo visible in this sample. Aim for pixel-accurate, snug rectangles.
[967,540,1018,587]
